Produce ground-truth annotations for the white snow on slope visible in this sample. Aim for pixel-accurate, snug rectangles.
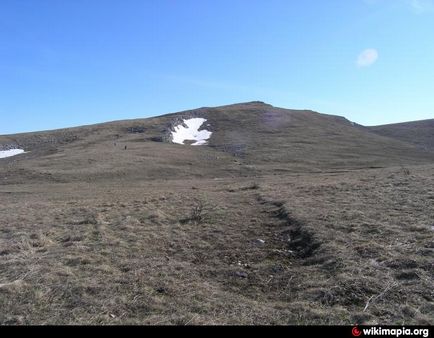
[171,118,212,146]
[0,149,25,159]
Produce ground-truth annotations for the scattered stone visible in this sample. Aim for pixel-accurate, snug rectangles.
[235,271,248,278]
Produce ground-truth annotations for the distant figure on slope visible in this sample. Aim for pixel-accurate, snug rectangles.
[124,145,127,150]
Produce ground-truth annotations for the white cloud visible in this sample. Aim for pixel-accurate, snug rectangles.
[357,49,379,68]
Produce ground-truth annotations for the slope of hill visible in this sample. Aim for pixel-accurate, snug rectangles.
[0,102,433,325]
[1,102,433,185]
[368,119,434,152]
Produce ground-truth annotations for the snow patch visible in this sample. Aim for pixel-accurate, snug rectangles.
[171,118,212,146]
[0,149,25,159]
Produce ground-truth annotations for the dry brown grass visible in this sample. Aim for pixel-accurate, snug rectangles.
[0,165,433,324]
[0,103,433,325]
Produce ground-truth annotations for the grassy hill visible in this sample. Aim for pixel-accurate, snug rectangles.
[368,119,434,152]
[1,102,433,184]
[0,102,433,325]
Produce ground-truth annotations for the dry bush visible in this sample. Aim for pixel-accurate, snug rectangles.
[180,200,204,224]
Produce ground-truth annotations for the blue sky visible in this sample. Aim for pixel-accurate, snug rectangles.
[1,0,433,134]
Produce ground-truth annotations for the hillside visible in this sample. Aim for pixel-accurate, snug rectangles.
[0,102,433,185]
[368,119,434,152]
[0,102,433,325]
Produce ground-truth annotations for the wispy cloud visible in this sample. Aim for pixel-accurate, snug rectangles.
[356,49,379,68]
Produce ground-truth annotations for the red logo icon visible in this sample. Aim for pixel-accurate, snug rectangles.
[352,327,362,337]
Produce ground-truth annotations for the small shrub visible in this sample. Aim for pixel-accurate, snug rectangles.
[180,200,204,224]
[401,167,411,176]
